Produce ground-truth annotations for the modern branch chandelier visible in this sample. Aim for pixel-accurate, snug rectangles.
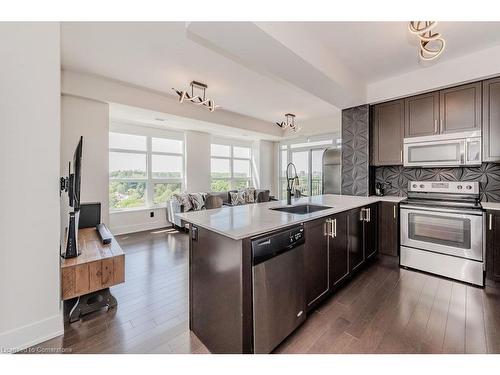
[173,81,220,112]
[408,21,446,61]
[276,113,301,133]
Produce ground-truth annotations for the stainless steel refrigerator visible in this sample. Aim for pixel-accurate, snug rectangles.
[322,148,341,194]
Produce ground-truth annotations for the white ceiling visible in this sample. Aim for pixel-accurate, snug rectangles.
[61,22,337,123]
[61,21,500,124]
[109,103,283,141]
[298,21,500,84]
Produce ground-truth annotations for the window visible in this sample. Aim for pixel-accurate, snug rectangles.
[279,135,339,198]
[210,141,252,191]
[109,128,184,211]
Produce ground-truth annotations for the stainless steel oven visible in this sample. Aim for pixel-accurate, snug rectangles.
[399,181,484,286]
[401,206,483,261]
[403,131,481,167]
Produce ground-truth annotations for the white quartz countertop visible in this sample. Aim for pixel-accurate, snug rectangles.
[481,202,500,211]
[176,194,405,240]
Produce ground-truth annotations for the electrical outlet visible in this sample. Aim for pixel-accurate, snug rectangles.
[150,211,154,218]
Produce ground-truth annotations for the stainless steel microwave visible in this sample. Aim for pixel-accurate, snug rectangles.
[403,131,481,167]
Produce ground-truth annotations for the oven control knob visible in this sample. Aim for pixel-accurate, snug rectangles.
[412,184,417,188]
[457,185,463,190]
[419,184,424,188]
[466,185,472,190]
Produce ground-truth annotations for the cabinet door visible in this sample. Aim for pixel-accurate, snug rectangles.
[483,77,500,162]
[372,100,404,166]
[378,202,399,257]
[364,204,378,260]
[486,211,500,282]
[329,211,349,289]
[349,207,365,273]
[304,217,329,308]
[405,91,439,138]
[439,82,481,134]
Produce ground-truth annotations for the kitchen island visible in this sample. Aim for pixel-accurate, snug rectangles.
[177,194,404,354]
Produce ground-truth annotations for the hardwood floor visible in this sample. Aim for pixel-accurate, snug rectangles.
[28,228,500,354]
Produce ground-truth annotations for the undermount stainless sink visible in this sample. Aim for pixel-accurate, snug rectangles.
[270,204,332,214]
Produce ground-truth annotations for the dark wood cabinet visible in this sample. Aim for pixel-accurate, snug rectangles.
[304,217,330,308]
[486,211,500,283]
[372,100,404,166]
[483,77,500,162]
[439,82,481,134]
[378,202,399,257]
[348,207,365,273]
[329,211,349,289]
[349,204,378,273]
[304,206,378,310]
[364,203,378,260]
[405,91,439,138]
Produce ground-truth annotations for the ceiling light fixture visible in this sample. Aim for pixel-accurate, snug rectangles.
[276,113,301,133]
[173,81,220,112]
[408,21,446,61]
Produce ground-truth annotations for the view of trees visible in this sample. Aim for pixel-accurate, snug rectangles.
[109,180,146,209]
[153,183,181,205]
[211,180,230,192]
[109,169,181,209]
[210,172,249,192]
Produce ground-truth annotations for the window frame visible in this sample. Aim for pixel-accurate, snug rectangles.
[210,138,252,191]
[109,123,185,212]
[279,134,341,199]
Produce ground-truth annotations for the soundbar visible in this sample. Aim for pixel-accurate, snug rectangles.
[97,223,112,245]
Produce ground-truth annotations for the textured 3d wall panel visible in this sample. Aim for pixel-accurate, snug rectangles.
[375,163,500,202]
[341,105,370,196]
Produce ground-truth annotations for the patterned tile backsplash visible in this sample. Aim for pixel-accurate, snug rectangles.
[374,163,500,202]
[341,105,370,196]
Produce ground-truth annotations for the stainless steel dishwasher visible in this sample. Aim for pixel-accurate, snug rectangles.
[251,224,306,354]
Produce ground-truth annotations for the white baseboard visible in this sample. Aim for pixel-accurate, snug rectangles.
[110,221,173,236]
[0,313,63,353]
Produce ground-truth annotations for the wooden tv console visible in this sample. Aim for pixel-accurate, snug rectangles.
[61,227,125,322]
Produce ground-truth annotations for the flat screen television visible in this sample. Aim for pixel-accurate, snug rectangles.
[62,136,83,259]
[69,136,83,212]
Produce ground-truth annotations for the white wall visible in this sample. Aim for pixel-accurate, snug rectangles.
[290,112,341,138]
[61,95,110,225]
[185,131,211,192]
[367,44,500,104]
[110,208,169,236]
[0,23,62,350]
[252,140,276,196]
[61,70,282,138]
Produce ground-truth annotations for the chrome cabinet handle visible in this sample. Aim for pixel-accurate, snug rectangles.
[393,205,397,219]
[332,219,337,238]
[400,149,403,163]
[325,218,332,236]
[434,119,438,133]
[324,220,328,236]
[366,208,371,222]
[489,214,493,231]
[440,119,443,132]
[360,209,365,221]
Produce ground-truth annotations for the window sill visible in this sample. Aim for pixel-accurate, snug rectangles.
[110,205,167,214]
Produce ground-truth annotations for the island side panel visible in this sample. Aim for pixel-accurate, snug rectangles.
[189,224,250,353]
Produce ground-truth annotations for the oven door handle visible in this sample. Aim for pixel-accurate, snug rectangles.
[400,205,483,216]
